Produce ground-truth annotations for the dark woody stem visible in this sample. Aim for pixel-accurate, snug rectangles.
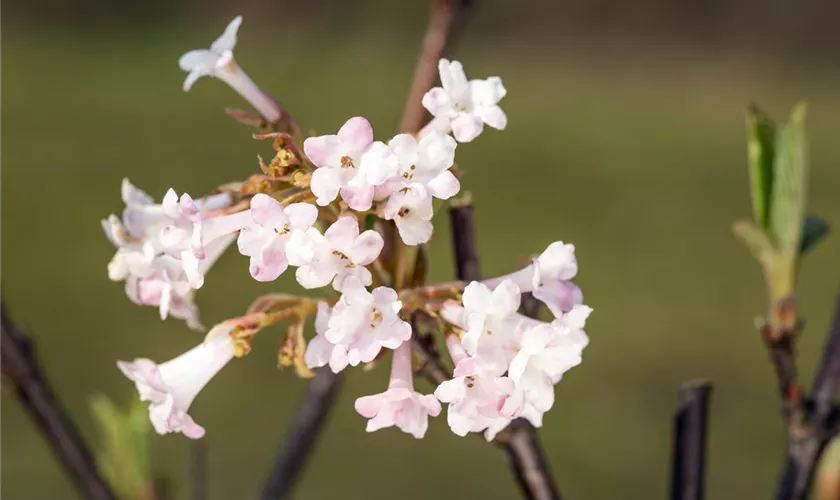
[1,303,117,500]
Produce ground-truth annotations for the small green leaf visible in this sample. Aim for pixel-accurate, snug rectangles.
[800,215,829,255]
[746,104,776,229]
[90,395,152,500]
[733,219,775,261]
[770,103,809,257]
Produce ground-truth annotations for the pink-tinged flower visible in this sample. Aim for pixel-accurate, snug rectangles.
[354,341,441,438]
[108,241,158,282]
[117,322,237,438]
[381,183,434,246]
[459,280,521,362]
[483,242,583,317]
[304,117,398,211]
[421,59,507,143]
[117,179,232,243]
[386,131,460,200]
[236,194,318,282]
[506,305,591,413]
[323,277,411,367]
[295,216,384,291]
[124,235,236,330]
[304,302,350,373]
[179,16,281,122]
[434,336,522,436]
[159,189,251,288]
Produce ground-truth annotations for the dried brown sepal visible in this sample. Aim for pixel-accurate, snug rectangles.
[291,170,312,188]
[278,321,314,379]
[230,315,267,358]
[247,294,305,315]
[239,174,286,195]
[253,132,302,177]
[226,108,269,129]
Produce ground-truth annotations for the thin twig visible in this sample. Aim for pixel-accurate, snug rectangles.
[190,440,207,500]
[398,0,460,133]
[449,204,481,282]
[0,303,116,500]
[259,368,343,500]
[447,202,562,500]
[670,380,713,500]
[774,286,840,500]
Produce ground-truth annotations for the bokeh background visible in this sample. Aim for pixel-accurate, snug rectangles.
[3,0,840,498]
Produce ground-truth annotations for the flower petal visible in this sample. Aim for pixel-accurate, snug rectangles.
[349,230,384,265]
[303,134,343,168]
[249,194,287,226]
[310,167,343,206]
[451,113,484,143]
[337,117,374,155]
[209,16,243,54]
[426,170,460,200]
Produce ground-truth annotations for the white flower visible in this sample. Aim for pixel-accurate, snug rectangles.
[434,335,522,436]
[386,131,460,200]
[483,241,583,317]
[381,183,434,246]
[236,194,318,282]
[124,234,236,331]
[303,116,398,211]
[159,189,252,288]
[322,277,411,367]
[507,305,591,413]
[355,341,441,438]
[117,323,237,438]
[295,216,384,291]
[179,16,281,122]
[421,59,507,143]
[304,302,349,373]
[458,280,521,366]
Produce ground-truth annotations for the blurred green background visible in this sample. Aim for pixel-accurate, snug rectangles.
[3,1,840,499]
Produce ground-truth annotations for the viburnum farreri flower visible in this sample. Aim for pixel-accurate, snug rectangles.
[381,183,435,245]
[179,16,282,123]
[304,116,398,211]
[318,277,412,369]
[236,194,318,282]
[435,335,523,436]
[421,59,507,143]
[105,10,592,450]
[117,323,237,438]
[294,215,384,291]
[355,341,441,438]
[483,241,583,317]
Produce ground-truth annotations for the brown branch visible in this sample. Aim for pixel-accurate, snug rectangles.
[0,302,116,500]
[670,380,713,500]
[399,0,463,134]
[446,202,562,500]
[449,203,481,282]
[773,285,840,500]
[259,368,343,500]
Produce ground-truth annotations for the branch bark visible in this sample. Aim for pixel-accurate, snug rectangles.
[446,202,562,500]
[398,0,462,133]
[259,368,343,500]
[0,303,116,500]
[773,286,840,500]
[670,380,712,500]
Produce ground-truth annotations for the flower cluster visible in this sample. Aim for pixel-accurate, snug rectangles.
[110,16,590,442]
